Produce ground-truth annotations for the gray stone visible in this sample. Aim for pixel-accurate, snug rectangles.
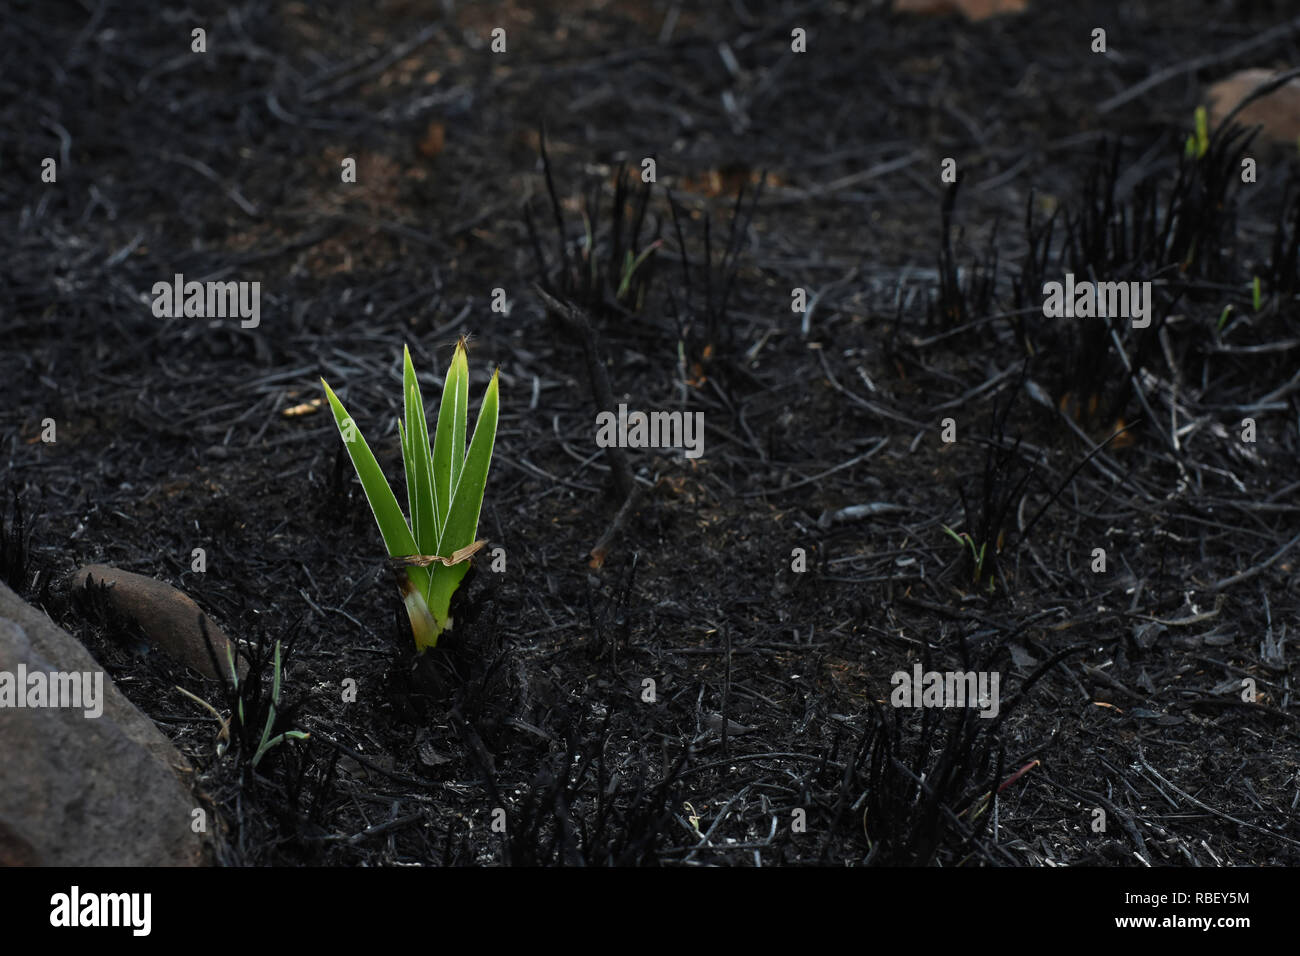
[0,581,209,866]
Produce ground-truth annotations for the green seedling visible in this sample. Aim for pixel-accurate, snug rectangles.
[617,239,662,303]
[942,524,996,593]
[238,641,308,768]
[1185,105,1209,159]
[176,639,308,769]
[1252,275,1262,312]
[321,339,499,650]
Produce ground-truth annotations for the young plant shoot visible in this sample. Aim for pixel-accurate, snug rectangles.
[321,339,500,651]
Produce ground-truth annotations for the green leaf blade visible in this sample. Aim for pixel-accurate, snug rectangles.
[403,346,439,557]
[438,368,499,556]
[431,342,467,534]
[321,378,417,559]
[397,418,414,534]
[451,341,470,503]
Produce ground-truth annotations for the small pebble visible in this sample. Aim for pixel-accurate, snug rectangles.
[1207,69,1300,145]
[72,564,240,681]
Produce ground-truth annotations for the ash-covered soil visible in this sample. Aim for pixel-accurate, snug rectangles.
[2,0,1298,865]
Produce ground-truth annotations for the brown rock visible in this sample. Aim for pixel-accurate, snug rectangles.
[1207,69,1300,145]
[72,564,238,681]
[0,580,209,865]
[895,0,1030,20]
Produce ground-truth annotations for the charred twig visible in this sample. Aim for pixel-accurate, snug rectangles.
[722,624,732,756]
[588,489,641,570]
[1211,529,1300,592]
[1097,24,1300,113]
[534,283,641,566]
[1134,747,1300,849]
[533,284,634,499]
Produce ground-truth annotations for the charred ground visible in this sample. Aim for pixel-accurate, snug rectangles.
[2,0,1299,865]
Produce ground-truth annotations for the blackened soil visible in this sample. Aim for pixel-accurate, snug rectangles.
[3,0,1299,865]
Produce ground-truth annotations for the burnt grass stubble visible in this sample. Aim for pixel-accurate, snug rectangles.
[3,1,1299,866]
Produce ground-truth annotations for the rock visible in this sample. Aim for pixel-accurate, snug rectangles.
[895,0,1030,20]
[1207,69,1300,145]
[72,564,238,681]
[0,580,209,865]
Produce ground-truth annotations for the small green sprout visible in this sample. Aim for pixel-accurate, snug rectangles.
[237,641,308,768]
[1217,304,1233,331]
[617,239,662,303]
[942,524,996,593]
[176,639,308,769]
[1252,275,1262,312]
[321,339,499,651]
[1185,105,1209,159]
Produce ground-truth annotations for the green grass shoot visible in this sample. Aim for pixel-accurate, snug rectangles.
[241,641,308,768]
[617,239,662,302]
[321,339,500,651]
[175,640,309,768]
[942,524,993,591]
[1185,105,1209,159]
